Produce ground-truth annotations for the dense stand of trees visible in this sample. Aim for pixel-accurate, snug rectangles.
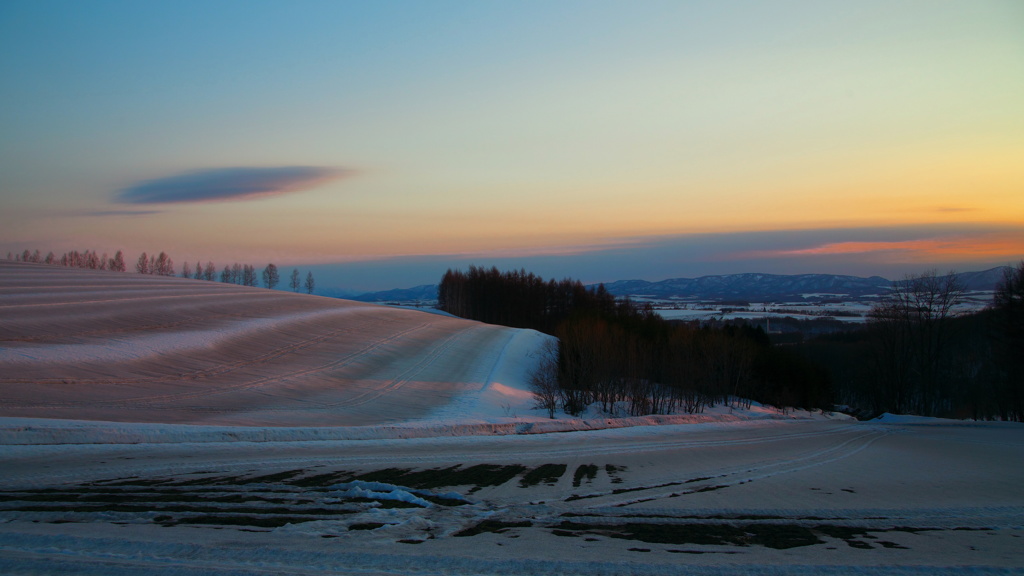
[441,265,1023,421]
[6,249,316,295]
[799,267,1024,421]
[439,266,832,417]
[438,266,601,333]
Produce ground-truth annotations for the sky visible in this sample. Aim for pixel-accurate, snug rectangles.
[1,0,1022,293]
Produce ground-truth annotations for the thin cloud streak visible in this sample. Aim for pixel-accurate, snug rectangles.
[736,234,1024,261]
[304,224,1024,292]
[117,166,347,204]
[86,209,163,216]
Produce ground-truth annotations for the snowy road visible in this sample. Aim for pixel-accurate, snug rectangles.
[2,419,1023,575]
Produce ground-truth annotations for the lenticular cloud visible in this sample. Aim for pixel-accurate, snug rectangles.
[117,166,345,204]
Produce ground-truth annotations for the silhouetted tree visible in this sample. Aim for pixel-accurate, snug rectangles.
[438,266,837,417]
[154,252,174,276]
[110,250,126,272]
[182,261,192,279]
[262,263,280,289]
[867,270,965,415]
[203,261,216,281]
[992,261,1024,421]
[994,262,1024,346]
[243,264,258,286]
[305,271,315,294]
[136,252,149,274]
[529,340,561,419]
[290,268,301,292]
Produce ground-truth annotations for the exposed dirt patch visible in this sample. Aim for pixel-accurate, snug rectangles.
[454,520,534,537]
[349,522,387,531]
[347,464,528,493]
[572,464,599,488]
[519,464,567,488]
[605,464,626,484]
[552,521,824,549]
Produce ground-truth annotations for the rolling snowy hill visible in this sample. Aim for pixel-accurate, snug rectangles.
[0,260,549,428]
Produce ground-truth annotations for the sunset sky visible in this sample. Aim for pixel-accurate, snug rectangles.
[2,0,1022,292]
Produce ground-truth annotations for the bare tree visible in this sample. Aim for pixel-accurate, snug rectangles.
[290,268,301,292]
[136,252,149,274]
[152,252,172,276]
[555,317,601,415]
[262,263,280,289]
[182,261,192,278]
[243,264,258,286]
[529,340,561,419]
[160,255,173,276]
[305,271,315,294]
[992,261,1024,421]
[110,250,126,272]
[203,261,216,281]
[994,262,1024,340]
[867,270,966,415]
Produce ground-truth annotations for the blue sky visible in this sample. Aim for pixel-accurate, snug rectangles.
[2,1,1022,291]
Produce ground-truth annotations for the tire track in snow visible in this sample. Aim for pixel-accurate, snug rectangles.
[118,321,435,409]
[0,293,329,344]
[598,427,892,508]
[315,324,485,410]
[0,308,379,378]
[422,328,521,421]
[3,319,433,409]
[0,290,267,311]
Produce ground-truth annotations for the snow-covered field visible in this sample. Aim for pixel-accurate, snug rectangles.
[1,261,1022,575]
[0,261,549,428]
[648,294,994,325]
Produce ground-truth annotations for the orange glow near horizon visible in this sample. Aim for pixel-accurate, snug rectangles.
[2,1,1023,286]
[736,233,1024,264]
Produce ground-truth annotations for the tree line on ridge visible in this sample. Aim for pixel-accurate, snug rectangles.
[6,248,316,294]
[438,265,831,418]
[439,264,1024,422]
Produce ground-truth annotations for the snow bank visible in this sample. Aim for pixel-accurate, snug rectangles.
[874,413,1019,426]
[327,481,434,508]
[0,405,844,446]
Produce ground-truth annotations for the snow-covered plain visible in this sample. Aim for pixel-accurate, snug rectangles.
[1,261,1022,575]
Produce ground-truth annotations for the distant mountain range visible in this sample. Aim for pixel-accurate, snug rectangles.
[350,284,439,303]
[349,267,1010,304]
[599,267,1009,301]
